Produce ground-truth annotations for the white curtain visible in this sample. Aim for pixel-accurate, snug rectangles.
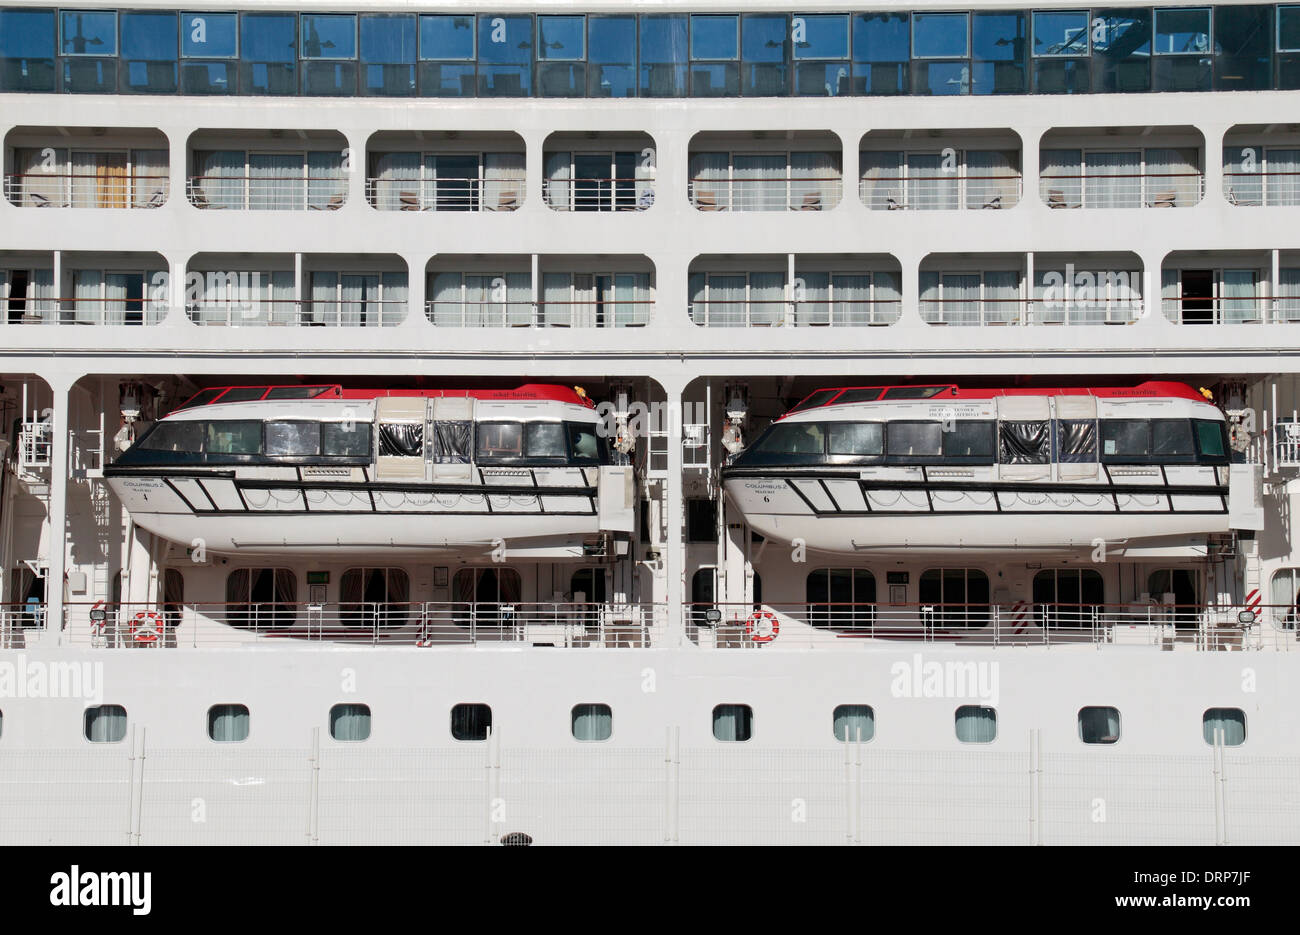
[572,704,612,741]
[702,273,747,327]
[634,155,654,209]
[85,706,127,743]
[873,272,901,324]
[689,152,729,209]
[340,274,372,326]
[307,152,343,210]
[1039,149,1081,208]
[1085,151,1140,208]
[1034,269,1067,324]
[131,149,169,207]
[1268,148,1300,207]
[73,269,101,325]
[381,272,407,326]
[982,271,1020,324]
[1223,146,1263,205]
[330,704,371,742]
[430,272,463,326]
[955,706,996,743]
[16,147,68,207]
[544,151,571,210]
[196,150,244,209]
[71,151,128,209]
[1162,268,1181,323]
[1279,268,1300,323]
[833,706,874,742]
[859,151,903,210]
[483,153,524,211]
[748,271,785,325]
[1221,269,1258,324]
[934,273,980,325]
[711,704,750,742]
[11,269,57,323]
[911,153,958,211]
[309,271,337,325]
[612,273,650,327]
[790,151,837,210]
[794,271,829,325]
[372,152,419,210]
[462,272,530,326]
[1144,147,1197,207]
[542,271,576,326]
[919,271,941,323]
[965,150,1018,209]
[249,152,303,210]
[208,705,249,742]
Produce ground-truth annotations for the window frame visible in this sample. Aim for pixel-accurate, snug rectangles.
[83,703,128,744]
[690,13,740,61]
[206,702,251,743]
[1031,9,1091,58]
[711,702,754,742]
[1077,705,1122,745]
[300,12,358,61]
[571,702,613,742]
[911,11,971,60]
[180,12,238,60]
[792,13,850,61]
[954,704,998,743]
[832,703,875,742]
[1153,7,1213,56]
[1281,5,1300,52]
[418,13,477,62]
[1201,706,1246,746]
[450,702,493,741]
[60,9,119,57]
[329,702,372,742]
[537,14,586,61]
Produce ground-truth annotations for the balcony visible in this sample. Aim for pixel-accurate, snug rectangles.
[2,254,167,325]
[366,131,524,212]
[688,131,842,212]
[3,125,168,208]
[1162,252,1300,325]
[426,256,653,327]
[1039,126,1203,209]
[543,132,655,211]
[1223,126,1300,207]
[859,129,1021,210]
[188,129,346,211]
[689,256,900,326]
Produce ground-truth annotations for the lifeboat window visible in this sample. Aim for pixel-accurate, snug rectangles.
[918,568,990,627]
[999,420,1051,464]
[832,704,875,743]
[265,421,321,457]
[330,704,371,742]
[378,422,423,457]
[1055,419,1097,462]
[567,423,603,464]
[476,421,524,460]
[525,421,567,458]
[429,420,471,463]
[886,421,942,457]
[712,704,752,742]
[572,704,613,742]
[266,385,333,400]
[807,568,875,629]
[179,388,224,408]
[1078,706,1121,745]
[322,422,372,458]
[1194,420,1228,461]
[1202,708,1246,746]
[1151,419,1196,460]
[788,389,838,412]
[138,420,204,453]
[451,703,493,742]
[340,568,410,627]
[882,386,947,399]
[204,420,262,455]
[1100,419,1149,458]
[207,704,250,743]
[754,421,826,455]
[225,568,296,629]
[84,705,128,744]
[828,421,883,456]
[216,386,270,403]
[942,420,995,460]
[832,388,883,405]
[955,705,997,744]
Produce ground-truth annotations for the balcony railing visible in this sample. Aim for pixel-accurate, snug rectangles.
[542,177,653,211]
[1038,172,1204,209]
[0,297,167,326]
[4,172,169,209]
[921,296,1144,326]
[365,177,521,212]
[859,174,1022,210]
[426,298,653,328]
[689,297,901,327]
[188,298,406,327]
[1162,293,1300,325]
[1223,172,1300,206]
[688,176,843,212]
[186,176,347,211]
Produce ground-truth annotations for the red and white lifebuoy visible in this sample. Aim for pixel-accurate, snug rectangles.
[130,610,162,644]
[745,610,780,643]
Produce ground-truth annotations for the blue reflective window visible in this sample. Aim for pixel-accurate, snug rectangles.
[1283,6,1300,51]
[854,13,911,61]
[61,10,117,56]
[241,13,297,63]
[742,14,787,62]
[419,15,475,60]
[913,12,969,58]
[972,12,1025,93]
[1155,8,1211,53]
[478,15,532,63]
[361,14,415,63]
[122,12,177,60]
[302,14,356,60]
[691,14,738,59]
[793,14,849,59]
[640,15,687,96]
[1,9,55,58]
[1092,8,1151,92]
[588,15,635,97]
[182,13,237,58]
[1033,11,1090,56]
[539,15,584,60]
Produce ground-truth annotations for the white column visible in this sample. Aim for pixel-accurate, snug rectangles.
[1020,124,1043,210]
[165,251,189,326]
[660,374,687,644]
[43,374,75,639]
[1026,251,1035,324]
[52,250,63,324]
[1272,248,1281,324]
[895,248,924,326]
[839,129,859,214]
[344,130,367,211]
[402,252,427,328]
[294,251,304,325]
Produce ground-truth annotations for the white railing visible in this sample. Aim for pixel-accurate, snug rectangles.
[0,298,167,326]
[860,174,1022,210]
[365,177,522,212]
[1038,172,1204,209]
[921,297,1143,326]
[189,299,407,327]
[1273,419,1300,468]
[542,177,654,211]
[187,176,347,211]
[1161,294,1300,325]
[688,176,843,212]
[4,172,169,209]
[690,298,901,327]
[1223,172,1300,206]
[427,298,652,328]
[18,422,52,469]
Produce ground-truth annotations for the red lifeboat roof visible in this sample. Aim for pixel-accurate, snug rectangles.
[177,383,594,410]
[785,380,1210,416]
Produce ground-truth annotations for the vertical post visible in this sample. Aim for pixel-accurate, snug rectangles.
[294,252,304,325]
[308,726,321,845]
[1272,248,1281,324]
[1025,251,1035,324]
[530,253,540,325]
[402,251,426,329]
[52,250,63,324]
[133,726,147,845]
[126,723,138,845]
[45,376,73,639]
[664,725,680,844]
[661,376,687,646]
[1212,726,1227,845]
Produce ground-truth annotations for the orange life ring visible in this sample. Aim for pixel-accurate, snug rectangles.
[130,610,162,644]
[745,610,780,643]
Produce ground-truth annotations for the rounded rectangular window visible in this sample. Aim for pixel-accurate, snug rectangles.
[1078,706,1120,744]
[208,703,249,742]
[712,703,752,742]
[833,704,874,742]
[451,703,492,741]
[330,703,371,741]
[1202,707,1246,746]
[955,705,997,743]
[571,703,612,741]
[84,704,127,743]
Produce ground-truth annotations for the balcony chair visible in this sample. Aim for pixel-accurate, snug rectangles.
[694,190,721,211]
[981,195,1003,209]
[1046,188,1081,209]
[141,188,166,208]
[1148,190,1177,208]
[309,193,345,211]
[29,191,67,208]
[397,190,421,211]
[797,191,822,211]
[491,189,519,211]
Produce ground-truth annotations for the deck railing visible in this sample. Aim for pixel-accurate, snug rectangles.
[688,176,843,212]
[1222,171,1300,206]
[689,297,901,327]
[542,177,654,211]
[1038,171,1204,209]
[188,298,407,327]
[365,177,522,212]
[4,172,169,209]
[1161,293,1300,325]
[859,174,1022,210]
[427,298,653,327]
[186,176,347,211]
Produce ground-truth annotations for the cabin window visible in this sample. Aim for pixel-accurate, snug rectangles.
[84,705,127,743]
[1152,419,1195,458]
[452,567,522,626]
[942,420,996,460]
[886,421,942,457]
[712,704,752,742]
[526,422,567,458]
[431,421,472,462]
[321,422,372,458]
[806,568,876,629]
[1078,706,1121,744]
[1270,568,1300,628]
[999,420,1051,463]
[265,421,321,457]
[833,388,883,405]
[1033,568,1104,627]
[340,568,410,627]
[882,387,948,399]
[919,568,990,627]
[225,568,297,629]
[955,705,997,743]
[1101,417,1200,463]
[379,422,423,457]
[205,420,262,455]
[207,704,250,742]
[330,703,372,741]
[828,422,883,457]
[833,704,875,742]
[1146,569,1200,626]
[451,703,492,741]
[477,422,524,459]
[567,424,603,463]
[789,389,838,411]
[572,703,613,741]
[1202,708,1246,746]
[1056,419,1097,462]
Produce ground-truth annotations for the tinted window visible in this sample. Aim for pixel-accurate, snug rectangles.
[182,13,238,58]
[1283,7,1300,51]
[219,387,268,403]
[794,14,850,59]
[943,421,995,459]
[692,14,738,59]
[420,14,475,59]
[887,422,943,457]
[478,15,531,62]
[883,386,947,399]
[241,13,297,63]
[1194,420,1227,459]
[538,15,584,60]
[206,421,262,455]
[790,389,838,411]
[361,14,416,64]
[854,12,910,62]
[139,421,204,452]
[265,421,320,457]
[0,9,56,59]
[1034,11,1090,56]
[712,703,752,742]
[1155,8,1211,53]
[322,422,372,457]
[833,388,883,404]
[1101,419,1149,457]
[755,422,826,455]
[302,14,355,59]
[828,422,883,456]
[525,422,566,458]
[567,423,602,463]
[478,422,523,459]
[451,703,492,741]
[1079,706,1121,744]
[62,11,117,56]
[913,12,969,58]
[1152,419,1195,457]
[122,12,178,61]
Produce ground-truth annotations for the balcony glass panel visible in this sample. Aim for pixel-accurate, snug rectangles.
[182,13,237,58]
[639,15,688,97]
[120,12,178,93]
[1213,5,1272,90]
[1092,8,1152,92]
[61,11,117,56]
[538,16,584,60]
[477,15,531,97]
[240,13,297,95]
[588,15,636,97]
[360,14,415,96]
[852,13,910,94]
[794,14,849,59]
[971,12,1025,94]
[912,13,968,58]
[742,14,788,95]
[0,9,56,91]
